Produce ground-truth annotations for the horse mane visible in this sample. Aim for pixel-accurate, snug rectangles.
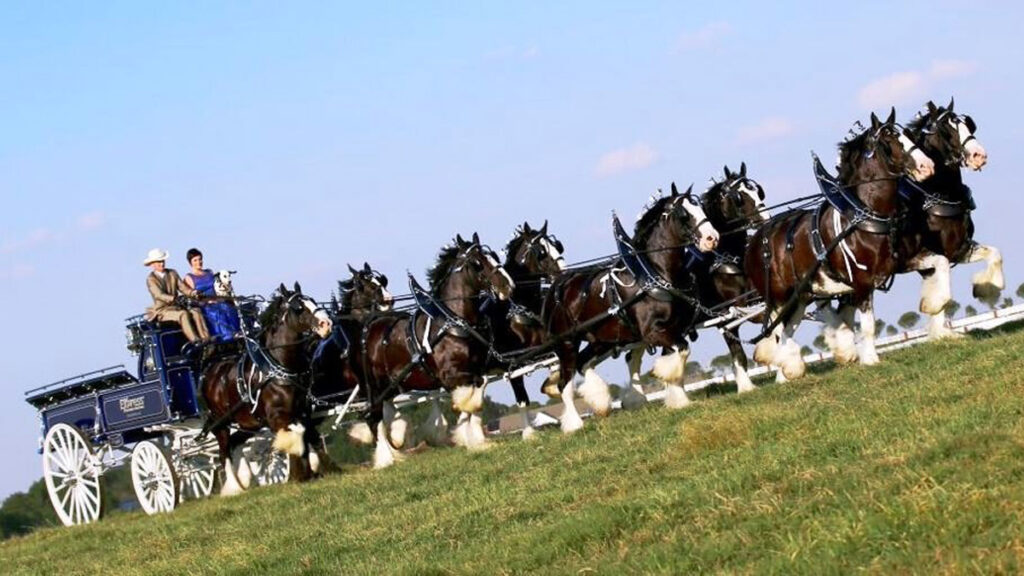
[334,279,355,313]
[426,242,462,290]
[837,125,873,182]
[634,194,682,250]
[257,292,285,333]
[504,227,530,264]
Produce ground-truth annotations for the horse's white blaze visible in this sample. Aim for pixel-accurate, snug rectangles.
[955,119,988,170]
[899,132,935,181]
[560,380,584,434]
[272,423,305,457]
[301,297,333,337]
[858,301,880,366]
[486,253,515,299]
[734,358,755,393]
[578,368,612,417]
[540,238,566,271]
[682,196,720,251]
[907,253,952,315]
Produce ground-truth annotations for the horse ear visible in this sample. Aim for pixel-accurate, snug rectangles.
[348,264,357,275]
[740,162,747,177]
[870,112,881,129]
[363,262,371,273]
[278,282,288,295]
[456,233,465,245]
[723,165,731,179]
[671,182,679,196]
[523,221,532,233]
[541,220,548,234]
[948,96,955,112]
[685,184,694,197]
[886,107,896,125]
[293,282,302,294]
[926,100,937,114]
[472,232,480,244]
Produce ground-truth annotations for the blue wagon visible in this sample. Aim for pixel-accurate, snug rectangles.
[25,315,288,526]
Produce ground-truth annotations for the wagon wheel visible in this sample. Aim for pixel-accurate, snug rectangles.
[176,454,216,502]
[42,423,104,526]
[242,433,291,486]
[130,440,179,515]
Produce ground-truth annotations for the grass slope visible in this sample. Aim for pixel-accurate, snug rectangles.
[5,325,1024,575]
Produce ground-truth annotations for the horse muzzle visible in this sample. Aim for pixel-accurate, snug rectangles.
[966,144,988,171]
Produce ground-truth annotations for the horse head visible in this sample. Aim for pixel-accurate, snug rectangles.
[912,98,987,171]
[266,282,333,341]
[704,162,768,228]
[430,233,515,303]
[664,182,720,252]
[506,220,566,279]
[213,270,236,297]
[841,108,935,183]
[342,262,394,313]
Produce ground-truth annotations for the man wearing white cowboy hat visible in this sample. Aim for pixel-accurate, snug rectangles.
[143,248,210,342]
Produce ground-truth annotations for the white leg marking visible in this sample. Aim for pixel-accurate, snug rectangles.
[348,422,374,445]
[858,300,880,366]
[220,457,243,497]
[519,402,538,442]
[466,413,490,451]
[734,358,755,393]
[420,393,450,446]
[560,379,584,434]
[383,401,408,449]
[776,302,808,379]
[372,422,402,469]
[236,452,253,490]
[578,368,612,417]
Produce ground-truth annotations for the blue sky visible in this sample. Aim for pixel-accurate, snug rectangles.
[2,1,1023,499]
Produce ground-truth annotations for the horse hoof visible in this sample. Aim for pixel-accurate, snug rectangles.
[521,426,538,442]
[663,384,691,410]
[560,413,584,434]
[780,359,806,380]
[972,282,1002,301]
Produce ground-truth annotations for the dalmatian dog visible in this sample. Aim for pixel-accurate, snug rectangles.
[214,270,237,297]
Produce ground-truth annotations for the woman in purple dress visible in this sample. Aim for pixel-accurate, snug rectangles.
[183,248,241,341]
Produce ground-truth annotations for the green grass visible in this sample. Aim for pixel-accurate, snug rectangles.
[5,324,1024,575]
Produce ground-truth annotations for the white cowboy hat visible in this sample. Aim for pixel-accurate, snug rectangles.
[143,248,169,266]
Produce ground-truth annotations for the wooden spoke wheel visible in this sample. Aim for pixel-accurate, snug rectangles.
[130,440,179,515]
[42,423,104,526]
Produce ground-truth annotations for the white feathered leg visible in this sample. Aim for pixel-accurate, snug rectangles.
[420,393,450,446]
[858,297,880,366]
[654,347,690,409]
[373,421,403,470]
[966,243,1004,299]
[577,368,612,417]
[560,379,584,434]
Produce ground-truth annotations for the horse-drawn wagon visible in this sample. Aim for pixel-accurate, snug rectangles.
[24,315,288,526]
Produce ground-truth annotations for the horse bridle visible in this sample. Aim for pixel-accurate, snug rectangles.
[923,110,978,167]
[663,193,711,245]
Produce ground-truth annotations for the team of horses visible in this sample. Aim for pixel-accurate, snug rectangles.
[198,99,998,495]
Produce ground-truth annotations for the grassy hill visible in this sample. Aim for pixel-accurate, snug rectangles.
[4,323,1024,575]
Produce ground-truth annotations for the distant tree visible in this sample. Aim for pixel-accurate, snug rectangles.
[944,299,961,318]
[1001,297,1014,309]
[1017,282,1024,299]
[813,334,828,351]
[965,305,978,317]
[885,325,898,336]
[710,354,733,375]
[874,318,887,334]
[800,345,813,357]
[897,311,921,330]
[978,290,1000,310]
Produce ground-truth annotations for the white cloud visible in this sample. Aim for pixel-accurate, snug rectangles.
[930,59,977,80]
[857,59,978,110]
[736,116,794,145]
[77,211,106,231]
[0,210,105,255]
[674,22,733,52]
[595,142,659,177]
[857,71,926,110]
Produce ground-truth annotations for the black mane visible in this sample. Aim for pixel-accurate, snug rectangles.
[258,292,286,334]
[426,242,463,290]
[335,279,355,312]
[837,126,874,182]
[634,195,687,249]
[504,228,531,265]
